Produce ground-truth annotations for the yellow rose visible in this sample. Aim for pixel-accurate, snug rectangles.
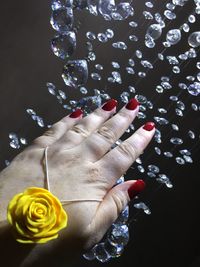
[7,187,68,244]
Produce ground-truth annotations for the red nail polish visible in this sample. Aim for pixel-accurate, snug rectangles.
[143,122,155,131]
[69,109,83,118]
[102,99,118,111]
[128,180,146,199]
[126,98,139,110]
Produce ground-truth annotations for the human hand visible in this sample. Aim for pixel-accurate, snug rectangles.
[0,98,155,251]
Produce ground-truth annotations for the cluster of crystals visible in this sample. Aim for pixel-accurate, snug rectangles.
[144,0,190,48]
[26,108,46,128]
[83,176,130,262]
[47,82,68,105]
[50,0,134,89]
[87,0,134,20]
[8,133,27,150]
[50,0,88,88]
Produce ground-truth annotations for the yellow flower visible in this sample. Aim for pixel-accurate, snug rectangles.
[7,187,68,244]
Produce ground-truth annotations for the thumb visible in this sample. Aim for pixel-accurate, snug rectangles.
[88,180,145,246]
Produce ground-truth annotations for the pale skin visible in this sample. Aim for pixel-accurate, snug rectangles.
[0,100,155,267]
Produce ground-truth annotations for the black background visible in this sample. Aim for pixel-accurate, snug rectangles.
[0,1,200,267]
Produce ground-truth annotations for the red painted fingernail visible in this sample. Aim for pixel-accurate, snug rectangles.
[125,98,139,110]
[128,180,146,199]
[69,109,83,118]
[102,99,118,111]
[143,122,155,131]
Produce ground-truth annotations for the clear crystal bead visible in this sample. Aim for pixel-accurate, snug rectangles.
[95,243,111,263]
[164,10,176,20]
[91,72,101,80]
[114,206,129,225]
[156,174,173,188]
[83,246,96,261]
[51,31,76,59]
[154,117,169,125]
[188,130,195,139]
[188,32,200,47]
[146,24,162,40]
[129,35,138,42]
[164,151,173,158]
[62,60,88,87]
[166,29,181,45]
[187,82,200,96]
[50,7,74,33]
[47,82,56,95]
[51,0,73,10]
[111,61,120,69]
[137,165,145,173]
[183,155,193,163]
[112,42,127,50]
[105,28,114,38]
[188,14,196,23]
[179,149,191,156]
[176,157,185,165]
[147,172,156,178]
[112,3,134,20]
[143,11,153,20]
[108,225,129,246]
[148,164,160,173]
[141,60,153,69]
[134,202,151,215]
[86,31,96,40]
[126,67,135,75]
[87,0,98,16]
[171,124,179,131]
[170,137,183,145]
[145,1,154,8]
[129,21,138,27]
[145,34,155,48]
[191,103,198,111]
[104,242,124,258]
[154,147,161,155]
[98,0,115,20]
[97,33,108,43]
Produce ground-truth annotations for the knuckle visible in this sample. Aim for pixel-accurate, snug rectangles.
[86,166,100,184]
[117,141,137,161]
[134,132,149,147]
[112,191,127,215]
[118,110,133,121]
[97,126,116,144]
[43,129,55,137]
[94,108,106,119]
[32,136,45,145]
[71,125,90,138]
[32,136,54,147]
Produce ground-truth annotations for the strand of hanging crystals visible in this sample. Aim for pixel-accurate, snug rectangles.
[142,0,200,170]
[49,0,135,262]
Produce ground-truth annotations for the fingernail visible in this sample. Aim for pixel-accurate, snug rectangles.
[143,122,155,131]
[69,109,83,118]
[128,180,146,199]
[125,98,139,110]
[102,99,118,111]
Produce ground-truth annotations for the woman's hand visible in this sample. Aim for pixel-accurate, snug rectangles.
[0,98,155,264]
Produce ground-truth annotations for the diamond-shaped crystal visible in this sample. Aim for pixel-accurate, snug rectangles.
[62,60,88,87]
